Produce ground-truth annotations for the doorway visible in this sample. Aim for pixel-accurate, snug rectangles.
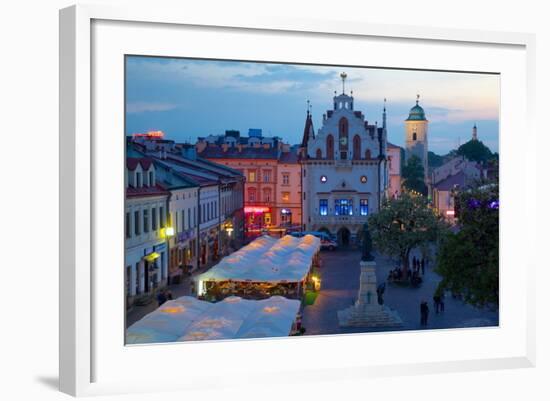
[337,227,351,247]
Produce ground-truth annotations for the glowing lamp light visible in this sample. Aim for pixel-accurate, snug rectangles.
[263,306,280,313]
[160,306,185,314]
[445,210,455,216]
[244,206,270,214]
[165,226,175,237]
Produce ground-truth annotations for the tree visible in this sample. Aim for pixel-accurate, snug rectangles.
[435,183,499,308]
[368,191,448,273]
[402,155,427,195]
[457,139,493,163]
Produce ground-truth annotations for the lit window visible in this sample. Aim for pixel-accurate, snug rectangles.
[282,192,290,202]
[248,170,256,182]
[335,199,353,216]
[320,175,327,183]
[360,199,369,216]
[360,175,367,183]
[319,199,328,216]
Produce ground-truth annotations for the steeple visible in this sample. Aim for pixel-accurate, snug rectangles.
[340,72,347,94]
[382,98,387,130]
[472,123,478,141]
[301,100,314,148]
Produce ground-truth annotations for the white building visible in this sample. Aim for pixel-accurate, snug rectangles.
[301,73,389,245]
[387,142,402,199]
[125,158,170,307]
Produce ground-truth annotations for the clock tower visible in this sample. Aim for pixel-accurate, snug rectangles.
[405,95,429,183]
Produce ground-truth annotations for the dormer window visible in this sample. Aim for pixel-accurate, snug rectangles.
[149,171,154,187]
[136,172,142,188]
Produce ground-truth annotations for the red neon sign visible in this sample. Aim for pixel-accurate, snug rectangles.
[132,130,165,138]
[244,206,270,214]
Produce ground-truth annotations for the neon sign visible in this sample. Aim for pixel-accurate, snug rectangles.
[244,206,270,214]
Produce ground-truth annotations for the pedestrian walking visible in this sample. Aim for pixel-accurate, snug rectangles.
[420,301,429,326]
[433,294,441,313]
[156,290,167,306]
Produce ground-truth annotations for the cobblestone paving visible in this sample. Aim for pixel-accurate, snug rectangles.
[302,248,499,336]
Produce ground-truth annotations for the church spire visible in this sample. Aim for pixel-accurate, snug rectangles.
[301,100,314,149]
[383,98,387,130]
[472,123,478,141]
[340,72,348,94]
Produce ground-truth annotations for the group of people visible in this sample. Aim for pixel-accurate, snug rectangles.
[156,288,173,306]
[419,291,446,326]
[387,255,428,286]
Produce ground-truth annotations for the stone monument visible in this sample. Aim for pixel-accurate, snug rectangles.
[338,223,403,328]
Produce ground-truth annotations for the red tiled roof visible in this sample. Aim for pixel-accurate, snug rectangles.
[126,157,153,171]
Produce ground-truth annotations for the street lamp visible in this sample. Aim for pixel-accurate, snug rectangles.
[164,226,174,285]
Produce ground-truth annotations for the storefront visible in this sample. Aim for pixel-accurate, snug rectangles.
[244,206,271,235]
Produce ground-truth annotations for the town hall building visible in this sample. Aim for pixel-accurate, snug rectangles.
[300,73,390,245]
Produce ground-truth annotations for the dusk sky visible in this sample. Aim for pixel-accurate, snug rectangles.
[125,56,500,155]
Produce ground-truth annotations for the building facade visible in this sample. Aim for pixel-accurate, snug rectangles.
[197,130,301,234]
[125,158,170,307]
[301,74,389,245]
[387,142,402,199]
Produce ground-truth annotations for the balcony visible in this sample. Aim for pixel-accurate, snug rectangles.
[311,214,369,225]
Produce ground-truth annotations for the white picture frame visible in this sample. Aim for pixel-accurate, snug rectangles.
[59,4,536,397]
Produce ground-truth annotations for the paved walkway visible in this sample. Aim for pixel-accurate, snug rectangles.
[302,248,498,336]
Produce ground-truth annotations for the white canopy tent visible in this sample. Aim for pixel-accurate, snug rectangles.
[196,234,321,287]
[126,296,301,344]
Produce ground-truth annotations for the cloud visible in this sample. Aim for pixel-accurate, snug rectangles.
[126,101,178,113]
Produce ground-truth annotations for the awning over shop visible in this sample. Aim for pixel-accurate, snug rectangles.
[126,295,300,344]
[196,234,321,284]
[144,252,161,262]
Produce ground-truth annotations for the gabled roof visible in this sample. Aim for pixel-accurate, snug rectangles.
[434,171,467,191]
[126,184,169,198]
[126,157,153,171]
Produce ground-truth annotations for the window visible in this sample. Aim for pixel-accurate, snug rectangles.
[263,188,271,202]
[248,170,256,182]
[320,175,327,183]
[353,135,361,160]
[248,188,256,202]
[360,199,369,216]
[335,199,353,216]
[282,173,289,185]
[319,199,328,216]
[181,210,185,231]
[282,192,290,202]
[360,175,368,183]
[263,170,271,182]
[134,210,140,235]
[149,171,154,187]
[125,212,131,238]
[326,135,334,160]
[159,206,165,228]
[413,132,417,141]
[143,209,149,233]
[315,148,322,159]
[152,207,157,230]
[136,172,142,187]
[365,149,371,159]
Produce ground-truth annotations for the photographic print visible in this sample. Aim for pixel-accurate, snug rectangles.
[124,56,499,344]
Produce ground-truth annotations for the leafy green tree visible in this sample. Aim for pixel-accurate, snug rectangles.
[457,139,493,163]
[402,155,427,195]
[435,183,499,308]
[368,191,448,273]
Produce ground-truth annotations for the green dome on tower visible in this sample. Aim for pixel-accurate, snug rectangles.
[406,96,427,121]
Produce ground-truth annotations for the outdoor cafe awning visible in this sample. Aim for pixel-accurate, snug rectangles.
[196,234,321,284]
[126,295,301,344]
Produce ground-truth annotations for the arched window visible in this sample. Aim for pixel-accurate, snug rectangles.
[412,132,417,141]
[365,149,371,159]
[353,135,361,160]
[315,148,322,159]
[339,118,348,145]
[326,134,334,160]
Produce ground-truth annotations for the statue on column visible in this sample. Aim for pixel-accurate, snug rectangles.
[361,222,374,262]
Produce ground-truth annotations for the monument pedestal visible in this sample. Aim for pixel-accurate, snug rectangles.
[338,261,403,328]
